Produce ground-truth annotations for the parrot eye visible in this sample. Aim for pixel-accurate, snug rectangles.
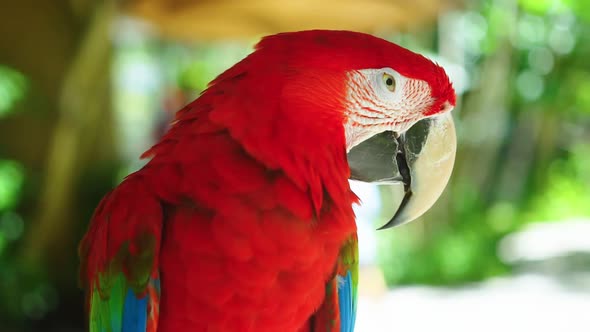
[382,73,396,92]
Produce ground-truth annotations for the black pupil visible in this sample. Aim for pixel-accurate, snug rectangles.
[386,77,393,86]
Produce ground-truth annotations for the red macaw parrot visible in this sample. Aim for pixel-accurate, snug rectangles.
[79,30,456,332]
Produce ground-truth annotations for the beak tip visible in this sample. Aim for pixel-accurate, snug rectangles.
[377,191,415,230]
[376,217,399,230]
[376,210,419,230]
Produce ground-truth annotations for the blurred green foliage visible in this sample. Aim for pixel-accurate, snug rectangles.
[378,0,590,286]
[0,158,35,325]
[0,160,24,212]
[172,43,252,91]
[378,186,512,285]
[526,144,590,221]
[0,65,27,117]
[1,0,590,329]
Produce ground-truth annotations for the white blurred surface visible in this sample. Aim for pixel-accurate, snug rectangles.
[355,273,590,332]
[350,181,383,265]
[498,218,590,263]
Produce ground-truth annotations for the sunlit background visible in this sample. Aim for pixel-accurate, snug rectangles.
[1,0,589,331]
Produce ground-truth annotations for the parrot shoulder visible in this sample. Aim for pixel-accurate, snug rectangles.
[79,172,163,332]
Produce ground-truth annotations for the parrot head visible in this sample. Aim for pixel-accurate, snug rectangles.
[212,30,457,228]
[334,35,457,229]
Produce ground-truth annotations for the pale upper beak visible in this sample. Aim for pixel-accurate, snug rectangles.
[347,112,456,229]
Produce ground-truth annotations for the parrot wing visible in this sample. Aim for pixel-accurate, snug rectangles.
[336,235,359,332]
[79,174,163,332]
[307,235,358,332]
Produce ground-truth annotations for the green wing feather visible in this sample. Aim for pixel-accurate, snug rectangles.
[309,234,359,332]
[336,235,359,332]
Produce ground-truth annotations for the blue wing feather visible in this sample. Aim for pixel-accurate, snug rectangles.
[89,276,159,332]
[122,289,148,332]
[338,271,357,332]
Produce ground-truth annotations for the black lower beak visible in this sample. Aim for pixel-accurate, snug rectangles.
[378,134,413,230]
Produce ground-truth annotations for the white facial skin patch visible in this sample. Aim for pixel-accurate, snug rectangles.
[344,68,435,151]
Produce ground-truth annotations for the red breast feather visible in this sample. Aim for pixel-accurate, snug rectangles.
[144,95,357,330]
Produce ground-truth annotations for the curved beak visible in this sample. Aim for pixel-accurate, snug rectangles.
[347,113,456,229]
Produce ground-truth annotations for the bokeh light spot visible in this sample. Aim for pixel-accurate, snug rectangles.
[21,291,47,320]
[516,70,544,100]
[0,160,25,210]
[0,212,24,241]
[0,65,28,117]
[528,47,554,74]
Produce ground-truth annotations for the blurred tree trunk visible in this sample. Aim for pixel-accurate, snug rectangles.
[456,40,514,201]
[0,0,117,282]
[447,0,518,208]
[24,0,116,272]
[415,0,518,237]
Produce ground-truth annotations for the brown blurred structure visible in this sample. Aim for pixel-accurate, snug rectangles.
[126,0,453,40]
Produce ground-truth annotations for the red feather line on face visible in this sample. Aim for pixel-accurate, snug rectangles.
[422,64,456,116]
